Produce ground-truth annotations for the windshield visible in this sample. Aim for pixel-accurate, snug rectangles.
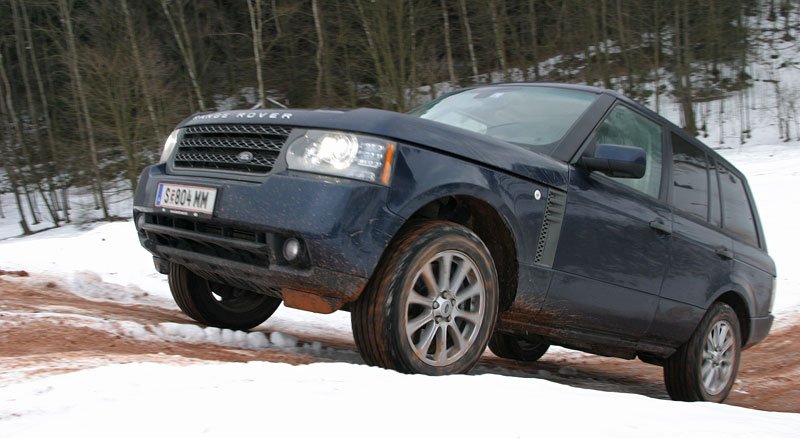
[408,86,597,155]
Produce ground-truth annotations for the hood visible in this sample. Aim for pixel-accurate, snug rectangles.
[179,107,570,190]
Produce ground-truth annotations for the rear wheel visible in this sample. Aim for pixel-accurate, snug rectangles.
[351,221,499,375]
[663,302,741,402]
[168,263,281,330]
[488,332,550,362]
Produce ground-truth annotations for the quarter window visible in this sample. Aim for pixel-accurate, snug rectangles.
[718,165,759,247]
[594,105,663,198]
[671,134,709,221]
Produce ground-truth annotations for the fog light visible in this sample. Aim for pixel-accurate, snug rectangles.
[283,238,301,262]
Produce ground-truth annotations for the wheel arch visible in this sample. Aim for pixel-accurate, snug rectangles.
[400,193,521,312]
[710,288,753,346]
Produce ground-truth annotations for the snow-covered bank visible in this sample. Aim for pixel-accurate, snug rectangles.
[0,361,797,438]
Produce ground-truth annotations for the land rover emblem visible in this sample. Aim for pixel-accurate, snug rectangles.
[237,151,254,163]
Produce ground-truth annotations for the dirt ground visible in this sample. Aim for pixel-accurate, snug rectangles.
[0,275,797,413]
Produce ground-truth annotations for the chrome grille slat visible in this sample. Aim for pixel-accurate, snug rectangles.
[180,136,284,152]
[172,124,292,175]
[174,151,276,167]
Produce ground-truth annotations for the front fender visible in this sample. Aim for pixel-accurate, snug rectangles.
[386,144,556,266]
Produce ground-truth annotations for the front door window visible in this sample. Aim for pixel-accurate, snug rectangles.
[594,105,664,198]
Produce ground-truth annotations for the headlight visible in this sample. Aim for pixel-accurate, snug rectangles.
[159,129,181,163]
[286,130,396,185]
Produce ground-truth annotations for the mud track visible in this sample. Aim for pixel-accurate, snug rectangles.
[1,276,797,412]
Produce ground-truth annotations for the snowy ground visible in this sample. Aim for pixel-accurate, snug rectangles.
[1,361,798,438]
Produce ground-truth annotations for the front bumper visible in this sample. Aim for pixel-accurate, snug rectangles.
[133,164,405,313]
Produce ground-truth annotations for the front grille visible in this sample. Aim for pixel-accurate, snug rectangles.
[173,124,292,175]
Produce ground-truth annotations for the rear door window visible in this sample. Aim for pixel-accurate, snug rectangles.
[670,134,709,221]
[718,165,759,247]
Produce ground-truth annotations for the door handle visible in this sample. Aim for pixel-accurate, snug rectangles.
[649,218,672,235]
[715,247,734,260]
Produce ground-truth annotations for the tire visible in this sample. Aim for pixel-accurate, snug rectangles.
[663,302,742,402]
[488,332,550,362]
[168,263,281,331]
[351,221,499,375]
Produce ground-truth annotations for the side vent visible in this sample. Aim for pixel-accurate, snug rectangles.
[534,188,567,267]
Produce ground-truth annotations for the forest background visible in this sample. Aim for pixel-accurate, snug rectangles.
[0,0,797,233]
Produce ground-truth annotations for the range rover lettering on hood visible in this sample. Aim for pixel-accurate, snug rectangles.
[192,111,293,121]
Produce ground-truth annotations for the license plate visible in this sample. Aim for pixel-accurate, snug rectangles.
[155,183,217,216]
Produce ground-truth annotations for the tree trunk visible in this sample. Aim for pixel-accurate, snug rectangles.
[653,0,661,112]
[246,0,266,107]
[681,0,697,134]
[408,0,418,101]
[10,185,31,235]
[161,0,206,111]
[121,0,163,141]
[57,0,110,219]
[11,0,59,226]
[335,1,357,106]
[0,48,40,225]
[529,0,540,80]
[615,0,634,93]
[600,0,611,88]
[0,61,31,234]
[272,0,283,37]
[312,0,327,106]
[458,0,479,82]
[354,0,391,108]
[441,0,458,86]
[20,0,69,222]
[488,0,509,80]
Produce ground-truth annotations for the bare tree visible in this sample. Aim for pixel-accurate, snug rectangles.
[0,51,32,235]
[121,0,163,141]
[57,0,110,219]
[312,0,329,105]
[246,0,267,107]
[161,0,206,111]
[441,0,458,86]
[10,0,60,225]
[488,0,509,80]
[458,0,479,81]
[19,0,69,222]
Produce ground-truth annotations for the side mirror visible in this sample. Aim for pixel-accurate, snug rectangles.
[579,143,646,179]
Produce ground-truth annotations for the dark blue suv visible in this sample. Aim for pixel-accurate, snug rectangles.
[134,84,775,402]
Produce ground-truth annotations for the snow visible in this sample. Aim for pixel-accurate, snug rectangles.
[0,361,798,438]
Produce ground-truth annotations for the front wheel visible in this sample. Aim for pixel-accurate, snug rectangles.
[351,221,499,375]
[168,263,282,331]
[663,302,742,402]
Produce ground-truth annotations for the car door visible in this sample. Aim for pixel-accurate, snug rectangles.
[543,103,671,340]
[645,133,733,346]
